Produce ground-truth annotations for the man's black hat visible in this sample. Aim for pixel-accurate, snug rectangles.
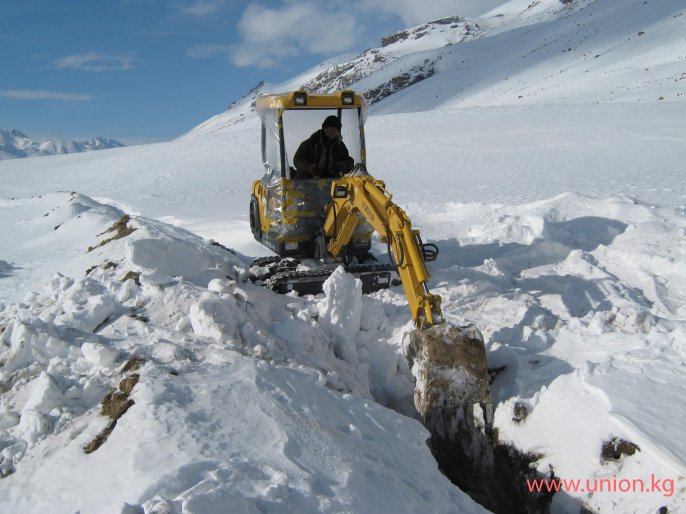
[322,115,342,130]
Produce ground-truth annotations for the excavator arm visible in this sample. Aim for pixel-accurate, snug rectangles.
[322,170,442,328]
[322,169,494,439]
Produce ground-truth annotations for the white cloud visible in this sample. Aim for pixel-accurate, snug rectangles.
[230,2,358,68]
[0,89,94,101]
[53,52,136,72]
[200,0,505,69]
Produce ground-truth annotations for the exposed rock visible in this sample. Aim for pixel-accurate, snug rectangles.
[365,62,436,104]
[382,16,461,46]
[88,215,137,252]
[120,271,141,287]
[83,371,140,454]
[601,437,640,462]
[121,355,145,374]
[406,324,556,513]
[513,401,529,423]
[404,323,491,439]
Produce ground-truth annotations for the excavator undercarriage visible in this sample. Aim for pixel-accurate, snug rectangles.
[248,255,400,295]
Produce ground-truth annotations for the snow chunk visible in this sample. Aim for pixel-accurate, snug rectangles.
[139,269,175,286]
[16,410,49,446]
[1,441,27,471]
[55,278,116,332]
[181,485,253,513]
[208,278,236,294]
[128,238,209,280]
[189,294,239,341]
[151,340,180,364]
[318,267,363,365]
[81,342,120,368]
[23,371,64,414]
[120,504,145,514]
[0,411,20,429]
[0,321,71,377]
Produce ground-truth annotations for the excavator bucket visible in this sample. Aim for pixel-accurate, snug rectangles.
[405,323,493,442]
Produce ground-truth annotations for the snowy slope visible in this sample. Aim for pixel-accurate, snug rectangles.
[377,0,686,112]
[185,0,685,134]
[0,129,125,161]
[1,0,686,513]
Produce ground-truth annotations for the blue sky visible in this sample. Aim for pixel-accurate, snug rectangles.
[0,0,500,144]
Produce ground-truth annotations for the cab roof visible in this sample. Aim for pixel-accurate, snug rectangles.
[255,90,368,126]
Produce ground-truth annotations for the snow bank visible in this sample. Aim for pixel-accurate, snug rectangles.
[0,193,481,513]
[417,193,686,513]
[2,187,681,512]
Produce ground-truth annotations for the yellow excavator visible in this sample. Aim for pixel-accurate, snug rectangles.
[248,90,492,438]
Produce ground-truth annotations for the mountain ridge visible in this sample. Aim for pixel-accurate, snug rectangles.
[0,129,125,161]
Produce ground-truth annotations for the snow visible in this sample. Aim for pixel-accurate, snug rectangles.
[1,0,686,512]
[318,267,364,367]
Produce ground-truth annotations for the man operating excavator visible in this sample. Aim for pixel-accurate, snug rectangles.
[293,115,354,179]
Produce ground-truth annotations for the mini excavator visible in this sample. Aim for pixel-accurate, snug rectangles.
[248,90,492,437]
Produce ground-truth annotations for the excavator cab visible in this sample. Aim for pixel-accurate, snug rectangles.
[250,91,373,258]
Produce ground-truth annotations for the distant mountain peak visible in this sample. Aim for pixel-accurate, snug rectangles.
[0,130,125,161]
[9,129,28,139]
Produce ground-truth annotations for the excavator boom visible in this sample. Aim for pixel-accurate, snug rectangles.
[322,171,442,327]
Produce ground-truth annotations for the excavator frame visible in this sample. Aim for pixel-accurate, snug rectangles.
[250,90,373,259]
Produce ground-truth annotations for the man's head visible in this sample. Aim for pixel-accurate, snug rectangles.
[322,115,342,140]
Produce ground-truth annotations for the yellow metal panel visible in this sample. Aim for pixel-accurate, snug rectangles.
[256,91,368,128]
[256,90,366,111]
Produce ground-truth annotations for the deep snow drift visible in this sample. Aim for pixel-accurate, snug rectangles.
[0,192,480,512]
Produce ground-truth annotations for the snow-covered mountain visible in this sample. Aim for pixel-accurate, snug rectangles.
[1,0,685,513]
[0,129,125,160]
[188,0,685,135]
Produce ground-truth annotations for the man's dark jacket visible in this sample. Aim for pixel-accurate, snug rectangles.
[293,130,354,179]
